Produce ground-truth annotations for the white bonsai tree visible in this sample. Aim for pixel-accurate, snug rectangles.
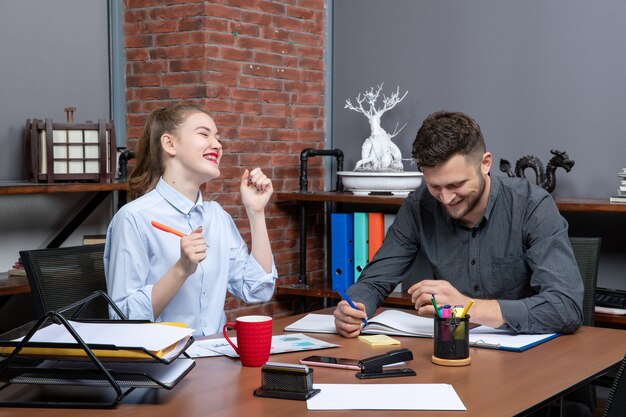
[344,84,408,172]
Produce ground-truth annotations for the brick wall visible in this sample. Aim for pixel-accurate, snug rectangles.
[123,0,327,321]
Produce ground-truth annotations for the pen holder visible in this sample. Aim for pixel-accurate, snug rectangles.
[432,315,471,366]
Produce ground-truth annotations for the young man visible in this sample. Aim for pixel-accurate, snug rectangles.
[334,111,583,338]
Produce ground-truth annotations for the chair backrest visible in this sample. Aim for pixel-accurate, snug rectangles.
[603,353,626,417]
[569,237,602,327]
[19,244,109,319]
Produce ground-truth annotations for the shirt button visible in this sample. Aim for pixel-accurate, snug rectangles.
[474,285,479,291]
[471,259,476,265]
[203,322,207,327]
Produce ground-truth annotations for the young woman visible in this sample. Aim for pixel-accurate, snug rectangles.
[104,104,277,335]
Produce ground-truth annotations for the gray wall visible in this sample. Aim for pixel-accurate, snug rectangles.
[332,0,626,290]
[0,0,113,272]
[332,0,626,199]
[0,0,111,181]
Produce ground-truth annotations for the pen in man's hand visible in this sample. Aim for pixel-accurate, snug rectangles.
[151,220,186,238]
[336,288,368,326]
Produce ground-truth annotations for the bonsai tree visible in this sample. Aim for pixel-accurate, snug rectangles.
[344,84,408,172]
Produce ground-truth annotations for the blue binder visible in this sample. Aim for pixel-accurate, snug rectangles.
[330,213,354,293]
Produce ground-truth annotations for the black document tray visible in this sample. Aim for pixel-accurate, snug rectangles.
[0,291,195,408]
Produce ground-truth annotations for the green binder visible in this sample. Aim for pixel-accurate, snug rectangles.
[354,212,369,282]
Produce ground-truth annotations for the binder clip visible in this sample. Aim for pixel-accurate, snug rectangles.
[355,348,416,379]
[253,362,320,400]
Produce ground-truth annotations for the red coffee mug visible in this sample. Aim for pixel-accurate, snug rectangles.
[222,315,273,367]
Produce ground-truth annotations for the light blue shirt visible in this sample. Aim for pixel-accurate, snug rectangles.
[104,178,278,336]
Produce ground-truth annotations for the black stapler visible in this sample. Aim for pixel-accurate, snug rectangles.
[355,348,417,379]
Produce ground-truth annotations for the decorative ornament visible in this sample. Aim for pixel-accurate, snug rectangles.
[344,83,408,172]
[499,149,575,193]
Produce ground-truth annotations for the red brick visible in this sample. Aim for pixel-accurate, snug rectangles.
[156,32,195,46]
[220,46,253,61]
[132,60,167,73]
[261,91,290,103]
[179,18,205,32]
[205,3,242,20]
[149,46,186,59]
[261,104,290,117]
[232,88,260,102]
[126,35,153,48]
[206,59,241,73]
[232,101,263,114]
[237,36,270,51]
[238,128,269,140]
[291,31,322,47]
[272,15,302,31]
[229,21,260,37]
[298,57,324,71]
[149,4,205,19]
[268,41,296,55]
[168,85,207,99]
[209,32,236,46]
[261,27,290,42]
[301,19,324,35]
[296,45,324,59]
[287,5,315,20]
[259,116,288,128]
[143,20,178,33]
[242,10,272,25]
[126,49,149,61]
[239,76,282,91]
[257,1,286,14]
[242,63,274,77]
[127,74,161,87]
[169,58,207,72]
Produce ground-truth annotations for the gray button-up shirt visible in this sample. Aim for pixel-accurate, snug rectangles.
[347,175,583,334]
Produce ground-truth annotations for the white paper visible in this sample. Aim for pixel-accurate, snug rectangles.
[469,326,557,350]
[284,314,337,333]
[194,333,338,358]
[16,321,194,352]
[306,384,466,410]
[362,310,433,337]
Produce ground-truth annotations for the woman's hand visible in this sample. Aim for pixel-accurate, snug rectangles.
[240,167,273,214]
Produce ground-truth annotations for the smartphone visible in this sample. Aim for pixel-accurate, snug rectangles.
[300,355,360,370]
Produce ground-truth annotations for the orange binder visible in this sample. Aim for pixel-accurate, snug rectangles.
[368,212,385,261]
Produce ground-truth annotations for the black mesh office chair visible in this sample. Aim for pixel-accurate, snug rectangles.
[559,237,602,416]
[569,237,602,327]
[603,353,626,417]
[19,244,110,320]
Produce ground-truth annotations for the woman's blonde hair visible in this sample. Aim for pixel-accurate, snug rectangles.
[128,104,210,201]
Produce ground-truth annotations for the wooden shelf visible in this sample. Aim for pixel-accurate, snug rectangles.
[276,191,626,212]
[276,191,406,206]
[0,273,30,296]
[277,283,412,307]
[0,182,127,195]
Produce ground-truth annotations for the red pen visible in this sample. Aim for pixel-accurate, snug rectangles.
[151,220,186,238]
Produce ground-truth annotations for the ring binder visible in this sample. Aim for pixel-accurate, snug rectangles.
[0,291,195,408]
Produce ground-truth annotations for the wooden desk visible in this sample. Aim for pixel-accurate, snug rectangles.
[2,309,625,417]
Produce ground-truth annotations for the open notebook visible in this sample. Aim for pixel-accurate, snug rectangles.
[285,310,434,337]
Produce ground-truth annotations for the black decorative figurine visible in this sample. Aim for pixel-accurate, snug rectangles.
[499,149,574,193]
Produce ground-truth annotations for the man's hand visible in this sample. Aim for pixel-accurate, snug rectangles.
[334,300,368,338]
[407,279,470,317]
[408,279,505,327]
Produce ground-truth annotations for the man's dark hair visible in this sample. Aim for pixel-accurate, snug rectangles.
[412,111,485,168]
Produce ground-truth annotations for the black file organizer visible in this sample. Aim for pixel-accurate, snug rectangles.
[0,291,195,408]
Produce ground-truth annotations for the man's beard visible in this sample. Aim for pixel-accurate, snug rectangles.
[446,173,486,221]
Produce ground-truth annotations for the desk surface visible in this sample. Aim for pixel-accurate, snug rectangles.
[2,309,626,417]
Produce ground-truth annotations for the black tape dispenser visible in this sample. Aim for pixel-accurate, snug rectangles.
[356,348,416,379]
